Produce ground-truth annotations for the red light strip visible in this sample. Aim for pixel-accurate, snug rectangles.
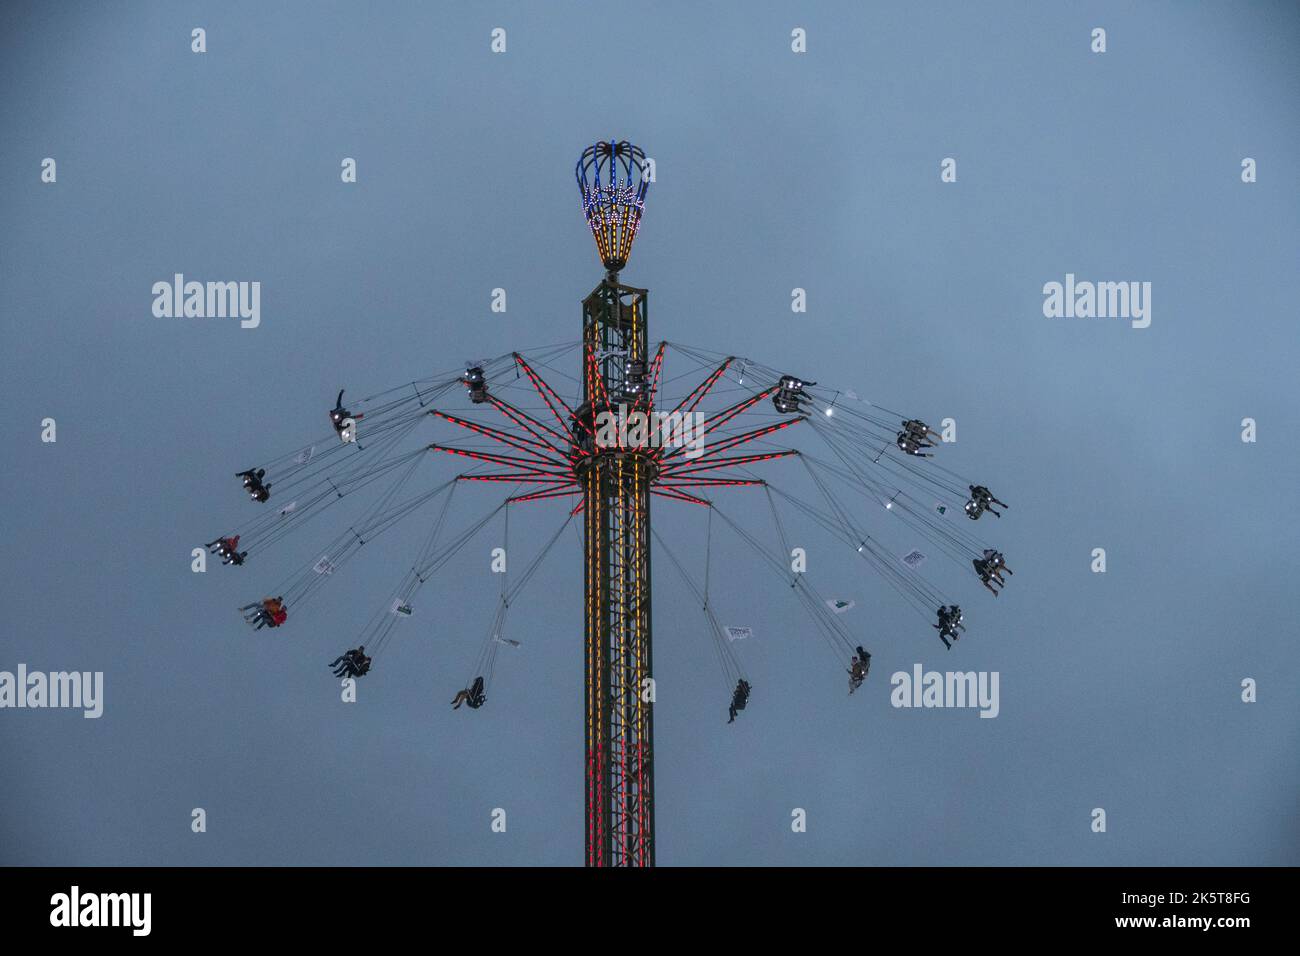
[427,443,567,473]
[664,356,733,419]
[487,396,574,457]
[686,417,803,460]
[456,473,574,484]
[513,353,578,441]
[659,449,797,477]
[656,478,764,488]
[507,485,580,504]
[645,342,666,407]
[652,488,710,506]
[430,410,565,466]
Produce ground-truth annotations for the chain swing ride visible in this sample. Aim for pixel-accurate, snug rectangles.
[207,140,1013,867]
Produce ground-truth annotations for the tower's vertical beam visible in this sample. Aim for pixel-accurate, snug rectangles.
[583,463,606,864]
[582,278,654,866]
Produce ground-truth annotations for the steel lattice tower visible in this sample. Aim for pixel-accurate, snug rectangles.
[576,142,655,865]
[436,142,789,862]
[435,141,786,864]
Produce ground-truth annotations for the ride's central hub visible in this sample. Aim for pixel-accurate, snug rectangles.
[569,399,664,482]
[572,448,661,483]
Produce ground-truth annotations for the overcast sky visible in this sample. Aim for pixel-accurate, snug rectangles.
[1,0,1297,865]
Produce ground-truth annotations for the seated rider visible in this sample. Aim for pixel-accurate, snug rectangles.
[982,548,1010,573]
[848,646,871,694]
[934,604,965,649]
[329,389,363,437]
[330,651,354,678]
[206,534,240,556]
[973,557,1001,595]
[901,419,940,448]
[241,596,284,629]
[967,485,1007,519]
[727,678,751,723]
[237,468,272,502]
[462,367,490,404]
[895,431,933,458]
[974,549,1012,592]
[241,597,270,625]
[204,535,247,565]
[452,675,487,710]
[772,375,813,414]
[466,675,486,708]
[330,646,368,679]
[260,597,287,628]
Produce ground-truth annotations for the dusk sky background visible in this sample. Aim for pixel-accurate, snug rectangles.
[2,1,1297,865]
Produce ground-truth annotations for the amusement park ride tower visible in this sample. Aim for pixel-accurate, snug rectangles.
[574,141,655,867]
[213,140,1006,870]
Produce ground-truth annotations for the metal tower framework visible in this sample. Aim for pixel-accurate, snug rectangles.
[579,278,655,866]
[432,141,798,865]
